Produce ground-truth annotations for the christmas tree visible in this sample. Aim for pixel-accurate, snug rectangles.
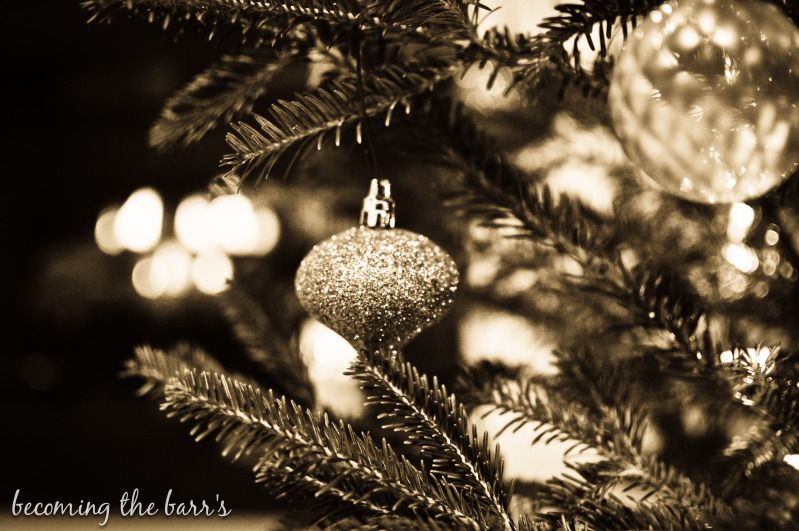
[84,0,799,528]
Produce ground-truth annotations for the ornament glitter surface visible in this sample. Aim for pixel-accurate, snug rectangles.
[609,0,799,204]
[295,227,459,349]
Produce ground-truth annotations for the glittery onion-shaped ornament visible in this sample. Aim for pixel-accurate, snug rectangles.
[295,180,459,350]
[609,0,799,204]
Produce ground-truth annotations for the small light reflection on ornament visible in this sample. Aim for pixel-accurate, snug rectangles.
[677,25,701,49]
[722,242,759,273]
[650,9,663,24]
[784,454,799,471]
[191,250,233,295]
[114,188,163,253]
[712,25,737,48]
[94,207,124,255]
[299,319,363,419]
[697,8,717,35]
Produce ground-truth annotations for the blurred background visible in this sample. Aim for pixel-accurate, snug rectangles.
[2,1,277,516]
[6,1,799,527]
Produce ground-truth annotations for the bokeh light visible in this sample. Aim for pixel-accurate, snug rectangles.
[765,227,780,246]
[299,319,363,419]
[175,194,215,253]
[722,242,759,273]
[114,188,163,253]
[459,308,557,375]
[188,194,283,256]
[151,240,193,297]
[471,405,601,482]
[254,207,281,255]
[94,206,124,255]
[477,0,559,35]
[455,62,519,112]
[727,202,756,242]
[96,187,284,300]
[784,454,799,471]
[191,250,233,295]
[208,195,261,256]
[131,256,169,299]
[719,347,774,370]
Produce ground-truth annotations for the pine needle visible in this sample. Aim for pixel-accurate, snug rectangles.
[222,62,454,182]
[349,350,516,530]
[149,51,303,149]
[162,368,486,528]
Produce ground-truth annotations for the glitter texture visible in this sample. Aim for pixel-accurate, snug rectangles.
[295,226,459,350]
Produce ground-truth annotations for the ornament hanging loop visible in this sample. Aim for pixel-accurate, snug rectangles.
[353,28,380,181]
[360,178,396,228]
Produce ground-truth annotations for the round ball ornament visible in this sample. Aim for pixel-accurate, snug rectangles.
[295,179,459,350]
[609,0,799,204]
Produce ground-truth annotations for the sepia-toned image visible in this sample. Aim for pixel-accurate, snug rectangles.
[4,0,799,529]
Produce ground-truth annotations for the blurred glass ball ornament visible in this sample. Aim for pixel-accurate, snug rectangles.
[609,0,799,204]
[295,179,459,350]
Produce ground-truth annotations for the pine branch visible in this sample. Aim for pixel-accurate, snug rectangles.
[612,262,719,371]
[374,0,480,39]
[222,62,453,181]
[156,367,486,528]
[487,0,799,97]
[536,470,705,530]
[462,370,730,527]
[421,97,728,372]
[536,1,662,60]
[716,347,799,489]
[83,0,484,48]
[83,0,363,44]
[417,98,799,498]
[218,283,314,406]
[349,350,516,530]
[149,51,303,149]
[124,344,226,396]
[472,1,662,99]
[476,26,608,102]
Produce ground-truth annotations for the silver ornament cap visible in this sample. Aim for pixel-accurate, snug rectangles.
[295,179,459,350]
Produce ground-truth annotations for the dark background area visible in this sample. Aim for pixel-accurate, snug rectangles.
[2,2,272,513]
